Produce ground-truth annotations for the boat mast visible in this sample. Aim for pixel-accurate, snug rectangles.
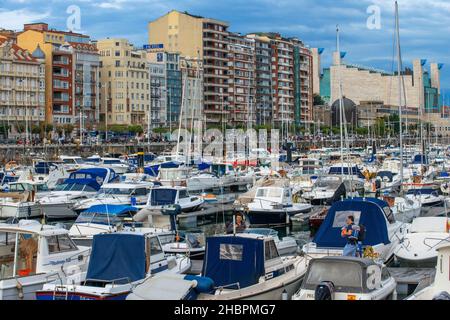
[336,25,345,179]
[395,1,404,189]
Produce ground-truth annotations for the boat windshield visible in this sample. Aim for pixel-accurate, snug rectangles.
[315,179,341,189]
[75,211,131,225]
[256,188,282,198]
[150,189,177,205]
[54,183,97,193]
[304,260,364,293]
[97,188,131,196]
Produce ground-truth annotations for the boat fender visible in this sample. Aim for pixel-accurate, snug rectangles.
[184,275,215,293]
[16,280,24,299]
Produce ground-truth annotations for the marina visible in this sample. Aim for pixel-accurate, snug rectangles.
[0,0,449,304]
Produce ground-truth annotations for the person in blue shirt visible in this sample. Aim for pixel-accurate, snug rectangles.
[341,215,360,257]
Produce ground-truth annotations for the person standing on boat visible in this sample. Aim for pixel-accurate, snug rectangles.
[341,215,359,257]
[226,213,246,234]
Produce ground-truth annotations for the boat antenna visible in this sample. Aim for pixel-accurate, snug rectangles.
[336,25,345,180]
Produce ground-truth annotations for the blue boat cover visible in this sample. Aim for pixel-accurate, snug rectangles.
[68,168,109,180]
[202,236,265,289]
[86,233,146,283]
[328,166,365,179]
[412,154,428,165]
[313,198,390,248]
[83,204,138,215]
[144,165,159,177]
[198,162,211,171]
[160,161,181,169]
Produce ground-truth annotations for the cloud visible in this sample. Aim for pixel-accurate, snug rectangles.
[0,9,50,30]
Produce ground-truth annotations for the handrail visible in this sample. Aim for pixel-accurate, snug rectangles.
[422,236,450,250]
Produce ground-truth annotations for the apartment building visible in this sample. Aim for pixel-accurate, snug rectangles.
[0,37,45,137]
[246,34,273,126]
[17,23,99,127]
[149,10,229,127]
[97,38,149,126]
[180,56,203,129]
[227,33,256,127]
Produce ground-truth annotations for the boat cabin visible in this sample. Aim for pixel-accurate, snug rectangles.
[202,234,289,290]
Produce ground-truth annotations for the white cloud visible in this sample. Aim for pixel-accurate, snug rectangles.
[0,9,50,30]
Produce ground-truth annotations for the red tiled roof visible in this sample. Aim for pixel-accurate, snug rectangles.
[0,38,38,62]
[68,42,98,53]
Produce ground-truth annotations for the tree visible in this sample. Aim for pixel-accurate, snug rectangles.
[355,127,368,135]
[109,124,128,133]
[31,125,41,134]
[313,93,325,106]
[63,124,74,135]
[153,127,169,134]
[128,125,143,134]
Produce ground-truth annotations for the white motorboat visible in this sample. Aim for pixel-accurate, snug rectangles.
[302,176,346,206]
[72,181,155,212]
[0,220,90,300]
[383,195,422,223]
[86,155,130,174]
[406,243,450,300]
[244,180,312,226]
[36,168,119,219]
[405,187,445,207]
[394,217,450,266]
[292,256,396,300]
[143,186,204,213]
[68,204,172,247]
[36,231,190,300]
[302,198,409,263]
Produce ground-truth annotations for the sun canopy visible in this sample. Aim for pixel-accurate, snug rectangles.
[86,233,146,283]
[313,198,390,248]
[202,236,265,289]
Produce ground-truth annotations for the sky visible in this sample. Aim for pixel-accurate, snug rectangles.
[1,0,449,99]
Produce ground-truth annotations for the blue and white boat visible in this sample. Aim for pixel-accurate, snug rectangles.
[302,198,409,263]
[68,204,172,247]
[36,232,190,300]
[197,233,308,300]
[35,168,119,219]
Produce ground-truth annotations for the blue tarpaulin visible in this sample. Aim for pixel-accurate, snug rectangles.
[86,233,146,283]
[202,236,265,289]
[313,198,390,248]
[144,165,160,177]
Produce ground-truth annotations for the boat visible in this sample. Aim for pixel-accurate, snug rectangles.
[405,187,445,207]
[35,168,119,219]
[302,198,409,263]
[302,176,346,205]
[85,155,130,174]
[382,195,421,223]
[406,243,450,300]
[72,180,156,212]
[143,186,204,213]
[244,180,312,226]
[68,204,171,247]
[196,233,308,300]
[36,232,191,300]
[394,217,450,267]
[162,232,205,261]
[0,220,90,300]
[243,228,299,256]
[292,256,396,300]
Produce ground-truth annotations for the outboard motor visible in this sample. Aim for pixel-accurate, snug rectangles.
[433,291,450,300]
[315,281,335,300]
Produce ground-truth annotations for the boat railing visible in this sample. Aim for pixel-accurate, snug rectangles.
[216,282,241,291]
[422,236,450,250]
[82,277,132,287]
